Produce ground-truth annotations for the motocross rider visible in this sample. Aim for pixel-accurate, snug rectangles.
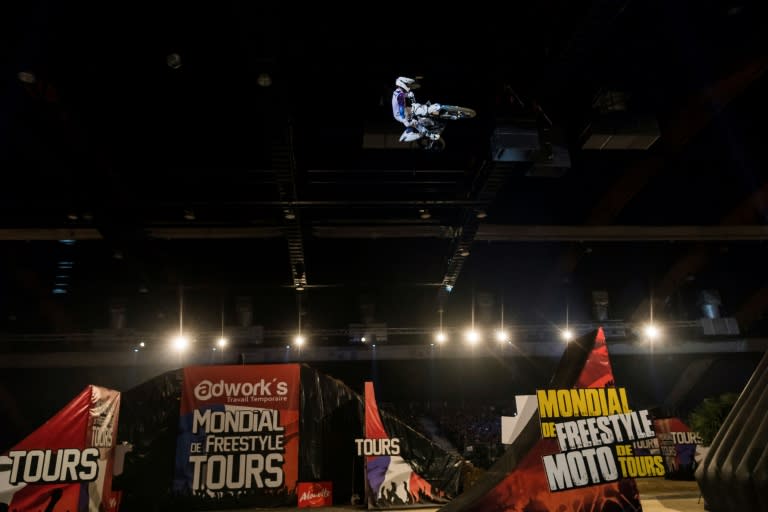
[392,76,439,142]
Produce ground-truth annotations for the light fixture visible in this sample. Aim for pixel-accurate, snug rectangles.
[167,53,182,70]
[17,71,36,84]
[257,72,272,87]
[465,293,480,344]
[434,308,447,343]
[183,209,195,221]
[295,293,306,347]
[217,303,227,349]
[460,248,470,257]
[419,209,431,220]
[139,341,146,348]
[476,210,487,219]
[173,335,189,351]
[644,324,660,341]
[496,298,510,343]
[173,286,188,352]
[561,303,573,342]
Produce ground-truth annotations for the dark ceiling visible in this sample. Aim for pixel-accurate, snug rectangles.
[2,0,768,346]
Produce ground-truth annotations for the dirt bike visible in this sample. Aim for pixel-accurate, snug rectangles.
[400,95,476,151]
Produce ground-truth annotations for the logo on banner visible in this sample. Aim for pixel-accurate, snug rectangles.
[537,387,665,492]
[6,448,100,484]
[297,481,333,508]
[355,438,400,456]
[193,378,289,402]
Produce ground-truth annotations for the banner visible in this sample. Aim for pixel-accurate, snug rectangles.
[297,481,333,507]
[173,364,300,506]
[0,385,121,512]
[537,387,664,491]
[633,418,700,480]
[362,381,449,508]
[440,328,644,512]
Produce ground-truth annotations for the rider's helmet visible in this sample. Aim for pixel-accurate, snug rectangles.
[395,76,417,92]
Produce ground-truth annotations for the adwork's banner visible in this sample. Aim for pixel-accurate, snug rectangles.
[173,364,300,506]
[0,385,121,512]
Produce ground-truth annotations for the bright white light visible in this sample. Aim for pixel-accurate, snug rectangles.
[435,331,447,343]
[172,335,189,351]
[361,336,367,343]
[139,341,146,348]
[644,324,660,341]
[562,329,574,342]
[217,337,227,348]
[495,329,509,343]
[464,329,480,345]
[294,334,305,346]
[445,284,453,293]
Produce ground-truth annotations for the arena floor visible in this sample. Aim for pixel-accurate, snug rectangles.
[220,478,704,512]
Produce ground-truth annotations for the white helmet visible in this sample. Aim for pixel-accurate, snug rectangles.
[396,76,417,92]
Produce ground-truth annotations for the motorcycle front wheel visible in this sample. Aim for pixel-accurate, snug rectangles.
[438,106,476,120]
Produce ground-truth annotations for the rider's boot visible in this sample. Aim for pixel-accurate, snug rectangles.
[399,127,422,142]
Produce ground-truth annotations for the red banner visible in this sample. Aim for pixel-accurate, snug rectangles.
[297,481,333,507]
[174,364,300,505]
[457,328,643,512]
[0,385,121,512]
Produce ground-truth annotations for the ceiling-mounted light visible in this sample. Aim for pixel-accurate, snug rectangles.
[476,210,487,219]
[183,209,195,221]
[419,209,431,220]
[167,53,182,70]
[257,73,272,87]
[460,249,470,257]
[17,71,37,84]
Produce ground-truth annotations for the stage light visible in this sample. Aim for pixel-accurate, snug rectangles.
[644,324,660,341]
[217,337,227,348]
[561,329,574,342]
[139,342,146,348]
[172,335,189,351]
[495,329,509,343]
[464,329,480,345]
[435,331,447,343]
[294,334,305,346]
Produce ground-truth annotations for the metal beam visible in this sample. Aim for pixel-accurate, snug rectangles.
[6,224,768,241]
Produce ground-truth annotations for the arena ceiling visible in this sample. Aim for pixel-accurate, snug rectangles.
[2,0,768,347]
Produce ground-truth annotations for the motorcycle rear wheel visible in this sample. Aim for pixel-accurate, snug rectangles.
[414,137,446,152]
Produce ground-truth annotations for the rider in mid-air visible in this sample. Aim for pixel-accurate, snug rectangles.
[392,76,439,142]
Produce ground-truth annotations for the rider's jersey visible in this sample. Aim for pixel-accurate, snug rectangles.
[392,87,411,125]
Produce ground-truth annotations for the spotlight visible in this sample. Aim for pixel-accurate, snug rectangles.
[464,329,480,345]
[644,324,660,341]
[294,334,305,346]
[435,331,447,343]
[217,337,227,348]
[561,329,574,342]
[495,330,509,343]
[139,341,146,348]
[172,335,189,351]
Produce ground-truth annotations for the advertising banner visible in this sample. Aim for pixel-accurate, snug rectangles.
[649,418,701,480]
[536,387,664,492]
[440,328,644,512]
[173,364,300,506]
[0,385,121,512]
[362,381,449,508]
[297,481,333,507]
